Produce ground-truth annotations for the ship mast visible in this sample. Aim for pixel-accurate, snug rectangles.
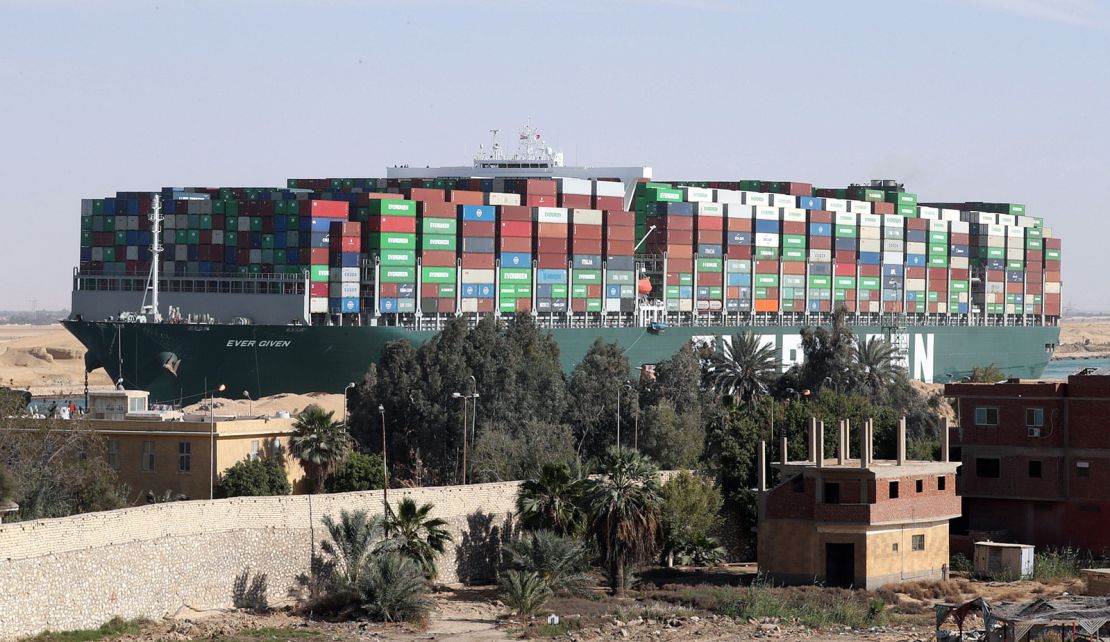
[138,194,163,322]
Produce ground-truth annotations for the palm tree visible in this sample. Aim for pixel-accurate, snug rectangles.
[502,530,594,596]
[515,462,586,537]
[321,509,388,589]
[386,497,453,579]
[584,447,663,595]
[852,336,901,397]
[289,404,352,493]
[702,332,781,405]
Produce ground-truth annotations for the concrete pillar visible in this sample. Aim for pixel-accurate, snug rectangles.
[808,416,818,463]
[845,418,851,461]
[757,440,767,492]
[816,420,826,469]
[860,417,869,469]
[780,435,789,465]
[897,416,907,465]
[941,416,950,462]
[837,419,846,465]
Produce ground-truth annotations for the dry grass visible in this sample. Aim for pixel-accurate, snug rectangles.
[879,579,974,603]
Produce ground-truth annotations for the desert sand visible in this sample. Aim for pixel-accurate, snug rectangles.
[2,319,1108,411]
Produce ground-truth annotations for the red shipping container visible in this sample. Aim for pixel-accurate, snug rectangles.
[605,210,635,226]
[859,265,881,277]
[604,226,635,241]
[261,218,275,233]
[809,210,833,224]
[328,221,360,237]
[835,251,857,263]
[665,273,682,285]
[438,298,457,314]
[476,299,495,313]
[697,272,723,286]
[525,194,557,207]
[301,200,349,218]
[572,239,603,254]
[260,200,275,215]
[697,229,723,244]
[728,246,753,259]
[515,298,532,313]
[809,236,833,250]
[657,229,693,244]
[606,240,635,255]
[367,216,417,234]
[587,285,603,298]
[783,262,806,275]
[906,218,927,230]
[462,221,495,237]
[1044,238,1062,250]
[537,222,568,238]
[927,267,948,280]
[873,202,895,215]
[834,263,855,276]
[1026,281,1043,294]
[950,268,969,279]
[728,219,753,232]
[448,190,484,205]
[310,248,329,265]
[339,237,360,252]
[986,269,1005,281]
[421,250,457,266]
[200,230,212,245]
[1026,261,1043,272]
[500,237,532,253]
[421,284,439,298]
[754,260,778,273]
[519,179,557,196]
[406,187,445,202]
[1046,261,1060,271]
[782,221,806,235]
[570,298,587,313]
[420,201,455,218]
[537,253,567,269]
[368,193,403,202]
[536,238,568,254]
[571,224,602,240]
[1026,250,1043,262]
[669,258,694,272]
[310,282,329,297]
[461,253,495,269]
[652,244,692,259]
[560,194,592,209]
[763,287,779,298]
[378,283,399,298]
[500,205,532,222]
[594,196,623,211]
[697,216,724,231]
[951,232,969,244]
[1006,282,1023,294]
[655,215,693,231]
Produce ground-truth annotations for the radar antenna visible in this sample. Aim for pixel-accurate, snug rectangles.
[138,194,163,322]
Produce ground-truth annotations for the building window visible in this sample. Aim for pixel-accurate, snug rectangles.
[892,542,899,553]
[975,407,999,426]
[1029,460,1042,478]
[976,458,1001,478]
[912,534,925,551]
[107,440,120,469]
[889,481,899,499]
[129,396,146,413]
[249,440,261,461]
[915,479,924,493]
[1078,461,1090,478]
[938,476,946,491]
[141,440,155,472]
[178,441,192,473]
[824,482,840,504]
[1026,408,1044,428]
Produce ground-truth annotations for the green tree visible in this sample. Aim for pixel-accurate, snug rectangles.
[499,570,552,617]
[660,472,725,566]
[356,552,434,624]
[967,364,1006,383]
[515,462,586,537]
[642,343,703,414]
[215,457,291,498]
[797,305,857,393]
[584,447,663,595]
[325,452,385,493]
[702,332,781,404]
[289,405,352,493]
[565,339,635,459]
[637,400,705,469]
[852,336,901,398]
[502,530,593,596]
[386,497,453,579]
[321,509,388,591]
[470,421,577,483]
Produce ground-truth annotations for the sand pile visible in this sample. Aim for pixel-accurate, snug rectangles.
[0,324,112,394]
[182,392,346,419]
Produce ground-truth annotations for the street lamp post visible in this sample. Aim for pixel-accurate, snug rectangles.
[343,382,356,425]
[242,391,252,417]
[452,390,480,484]
[378,403,388,522]
[204,378,226,499]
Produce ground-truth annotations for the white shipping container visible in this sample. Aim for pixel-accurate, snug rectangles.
[849,200,872,215]
[859,239,882,252]
[936,302,948,314]
[973,211,998,225]
[557,177,592,196]
[781,207,807,222]
[883,215,904,229]
[310,297,328,314]
[742,191,770,206]
[859,214,882,228]
[859,227,881,240]
[714,188,742,204]
[755,233,779,247]
[906,242,927,254]
[339,267,359,281]
[808,249,832,262]
[487,192,521,206]
[163,214,177,229]
[683,187,714,203]
[330,282,359,298]
[771,193,796,208]
[726,204,754,219]
[594,180,625,198]
[175,245,188,261]
[988,224,1006,236]
[834,211,857,225]
[1046,282,1061,294]
[678,299,693,312]
[727,259,751,273]
[906,278,926,290]
[461,269,496,282]
[959,292,969,303]
[238,218,251,232]
[1017,215,1035,228]
[460,298,479,313]
[950,221,970,234]
[755,207,779,221]
[988,235,1005,247]
[823,198,848,213]
[998,213,1017,227]
[1007,225,1025,239]
[606,299,622,312]
[534,207,569,223]
[882,251,904,265]
[212,230,224,245]
[929,220,949,232]
[1007,248,1024,260]
[883,239,904,252]
[115,216,127,231]
[986,282,1004,294]
[126,216,139,231]
[81,199,95,216]
[697,202,724,217]
[249,249,262,264]
[950,257,969,269]
[920,209,940,221]
[91,247,103,261]
[865,301,880,313]
[571,208,603,225]
[941,209,961,223]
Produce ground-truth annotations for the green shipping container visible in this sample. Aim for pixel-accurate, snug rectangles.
[573,270,601,285]
[369,199,417,217]
[860,277,880,290]
[438,285,456,297]
[498,300,518,313]
[808,275,830,288]
[782,234,806,248]
[80,231,92,247]
[551,284,568,298]
[379,266,416,283]
[644,187,682,203]
[928,244,948,256]
[226,231,238,246]
[262,234,274,249]
[951,280,969,292]
[755,274,779,287]
[422,235,457,251]
[928,232,948,243]
[379,250,416,266]
[697,258,723,272]
[666,286,680,298]
[422,218,457,234]
[835,225,858,238]
[1007,260,1025,270]
[606,270,635,284]
[677,273,693,286]
[572,285,589,298]
[928,256,948,267]
[586,299,602,312]
[375,233,417,251]
[310,266,330,282]
[835,276,856,288]
[1046,249,1061,261]
[754,247,779,259]
[782,248,806,261]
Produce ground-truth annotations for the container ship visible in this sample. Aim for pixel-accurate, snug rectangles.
[63,128,1062,404]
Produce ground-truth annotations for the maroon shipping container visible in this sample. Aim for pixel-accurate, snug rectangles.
[461,254,495,269]
[421,250,456,266]
[537,253,567,269]
[928,267,948,280]
[500,205,532,222]
[329,221,362,237]
[571,224,602,240]
[728,218,753,232]
[448,190,484,205]
[950,232,969,244]
[365,217,417,234]
[309,248,329,265]
[652,244,692,259]
[406,187,445,202]
[438,298,457,314]
[462,221,495,237]
[604,226,635,241]
[859,265,881,277]
[906,218,928,231]
[951,268,969,280]
[525,194,557,207]
[537,222,568,238]
[420,201,455,218]
[697,229,723,244]
[499,221,532,237]
[809,210,833,224]
[605,210,635,226]
[647,215,693,231]
[1045,237,1062,250]
[783,221,806,235]
[783,262,805,275]
[809,236,833,250]
[728,246,753,259]
[570,298,587,313]
[653,229,693,244]
[1026,281,1043,294]
[536,238,569,254]
[379,283,399,298]
[872,202,895,215]
[310,282,328,297]
[559,194,592,209]
[697,272,723,286]
[421,283,439,298]
[834,251,857,263]
[518,179,557,196]
[1026,250,1043,262]
[606,240,635,255]
[330,236,360,253]
[696,216,723,231]
[594,196,623,211]
[499,237,531,253]
[572,239,602,254]
[515,298,532,313]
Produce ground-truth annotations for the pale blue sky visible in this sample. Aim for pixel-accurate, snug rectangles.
[1,0,1107,310]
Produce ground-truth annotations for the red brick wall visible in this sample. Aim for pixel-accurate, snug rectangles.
[764,475,815,520]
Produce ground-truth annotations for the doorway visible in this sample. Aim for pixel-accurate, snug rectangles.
[825,543,855,588]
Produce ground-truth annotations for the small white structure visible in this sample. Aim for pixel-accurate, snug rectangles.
[87,390,149,420]
[974,541,1035,580]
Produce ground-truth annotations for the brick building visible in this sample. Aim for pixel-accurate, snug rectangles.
[946,368,1110,551]
[757,417,961,589]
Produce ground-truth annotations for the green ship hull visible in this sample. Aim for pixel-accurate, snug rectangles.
[62,320,1059,405]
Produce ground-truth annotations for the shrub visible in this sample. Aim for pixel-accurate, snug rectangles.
[502,530,594,596]
[501,570,553,617]
[659,471,724,566]
[949,553,973,575]
[215,457,291,498]
[356,552,434,624]
[1034,547,1084,581]
[325,452,385,493]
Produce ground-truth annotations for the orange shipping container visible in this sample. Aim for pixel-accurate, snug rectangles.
[754,299,779,313]
[537,222,568,238]
[449,190,485,205]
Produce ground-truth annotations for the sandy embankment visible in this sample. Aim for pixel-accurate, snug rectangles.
[1055,317,1110,359]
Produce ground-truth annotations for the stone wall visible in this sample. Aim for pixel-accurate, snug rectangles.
[0,481,521,640]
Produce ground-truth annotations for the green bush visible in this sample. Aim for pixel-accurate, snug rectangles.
[660,471,724,566]
[215,457,291,498]
[23,617,147,641]
[949,553,973,575]
[356,552,434,624]
[325,452,385,493]
[500,570,553,617]
[502,530,594,596]
[1034,547,1084,581]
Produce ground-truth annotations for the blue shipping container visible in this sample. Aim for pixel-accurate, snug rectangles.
[906,254,927,266]
[859,251,881,264]
[572,255,602,269]
[754,219,780,234]
[797,196,822,210]
[727,231,752,245]
[809,223,832,237]
[537,269,567,284]
[656,202,694,216]
[459,205,496,221]
[500,252,531,267]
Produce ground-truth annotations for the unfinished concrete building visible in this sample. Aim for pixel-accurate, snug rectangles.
[757,417,961,589]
